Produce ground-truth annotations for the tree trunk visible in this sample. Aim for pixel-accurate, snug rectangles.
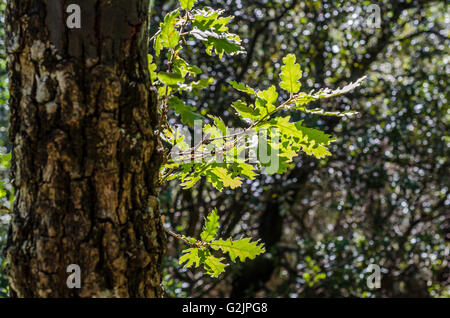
[3,0,166,297]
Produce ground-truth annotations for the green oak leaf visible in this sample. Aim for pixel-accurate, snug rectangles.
[211,238,265,262]
[231,100,260,121]
[179,247,228,278]
[295,123,335,159]
[148,55,158,84]
[155,10,180,56]
[211,167,242,189]
[279,54,302,93]
[0,181,6,199]
[179,248,201,268]
[190,77,213,92]
[192,8,231,33]
[158,71,184,86]
[190,29,244,58]
[209,115,227,136]
[204,255,228,278]
[179,0,197,10]
[168,96,203,126]
[200,208,220,242]
[229,81,256,95]
[258,85,279,106]
[0,152,11,168]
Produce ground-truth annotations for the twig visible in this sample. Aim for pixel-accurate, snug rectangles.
[163,227,196,247]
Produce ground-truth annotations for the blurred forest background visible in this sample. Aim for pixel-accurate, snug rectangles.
[0,0,449,297]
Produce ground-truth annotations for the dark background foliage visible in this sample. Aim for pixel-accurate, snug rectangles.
[0,0,448,298]
[153,0,449,297]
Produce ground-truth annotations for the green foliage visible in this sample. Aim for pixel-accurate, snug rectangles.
[229,81,257,96]
[168,96,203,126]
[0,153,8,200]
[0,0,444,298]
[178,209,265,278]
[0,181,6,199]
[148,54,158,84]
[151,0,364,278]
[154,10,180,56]
[279,54,302,94]
[231,100,260,121]
[0,153,11,206]
[190,29,244,59]
[146,0,449,297]
[190,8,244,58]
[179,248,228,278]
[0,151,11,298]
[211,238,265,263]
[158,71,184,86]
[200,208,219,241]
[0,152,10,168]
[158,46,363,189]
[180,0,197,11]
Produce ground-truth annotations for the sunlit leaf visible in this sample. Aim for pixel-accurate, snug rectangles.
[211,238,265,262]
[280,54,302,93]
[179,0,197,10]
[200,208,220,242]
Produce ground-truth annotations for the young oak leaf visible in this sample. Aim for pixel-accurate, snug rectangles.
[258,85,279,107]
[0,152,11,169]
[212,167,242,189]
[179,0,197,11]
[229,81,257,95]
[296,123,334,145]
[188,8,243,59]
[279,54,302,94]
[180,246,228,278]
[237,162,258,180]
[0,181,6,199]
[208,115,227,136]
[189,78,214,91]
[231,100,260,121]
[179,248,201,268]
[190,29,244,59]
[155,10,180,56]
[173,57,200,78]
[211,238,265,262]
[192,8,231,33]
[148,55,158,84]
[200,208,220,242]
[168,96,203,126]
[157,71,184,86]
[203,255,228,278]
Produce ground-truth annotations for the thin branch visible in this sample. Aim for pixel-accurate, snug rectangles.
[163,227,195,246]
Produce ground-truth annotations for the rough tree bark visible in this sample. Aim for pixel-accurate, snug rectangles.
[3,0,166,297]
